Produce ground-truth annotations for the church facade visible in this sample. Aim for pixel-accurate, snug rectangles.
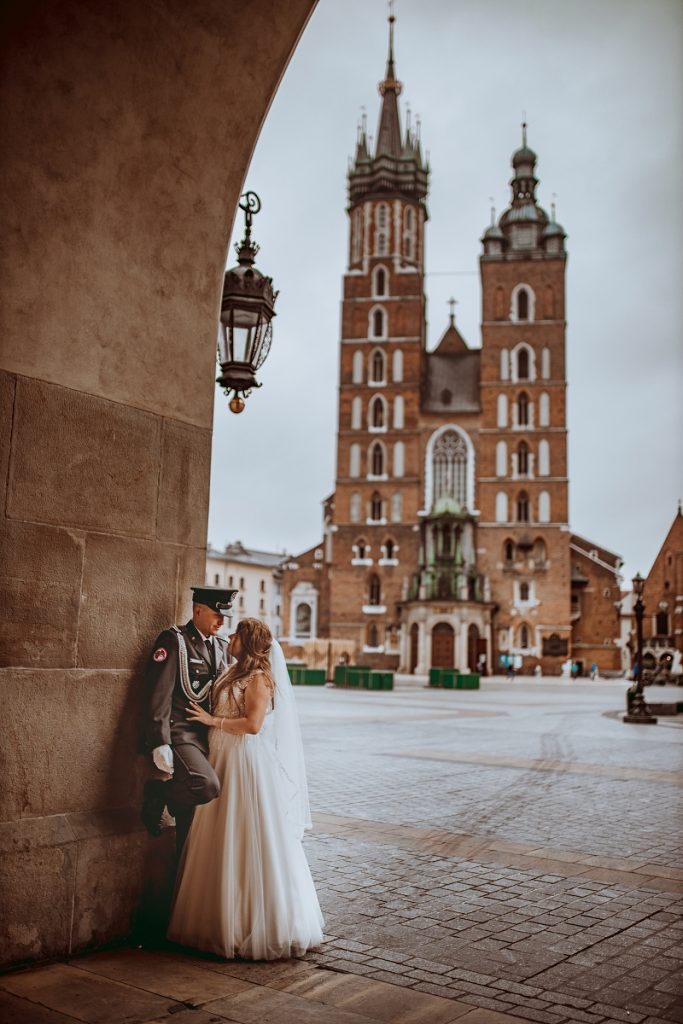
[281,20,621,675]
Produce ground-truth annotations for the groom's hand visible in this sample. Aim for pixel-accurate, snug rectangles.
[152,744,174,775]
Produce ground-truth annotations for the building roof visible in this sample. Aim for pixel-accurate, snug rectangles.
[570,533,623,571]
[423,349,481,413]
[206,541,288,569]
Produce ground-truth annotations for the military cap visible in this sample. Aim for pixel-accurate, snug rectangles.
[191,586,238,614]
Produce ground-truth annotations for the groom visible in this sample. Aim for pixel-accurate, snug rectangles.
[141,585,237,855]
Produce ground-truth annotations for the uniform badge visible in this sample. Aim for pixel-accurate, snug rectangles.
[153,647,168,662]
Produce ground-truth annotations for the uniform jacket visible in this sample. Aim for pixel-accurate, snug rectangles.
[144,620,229,753]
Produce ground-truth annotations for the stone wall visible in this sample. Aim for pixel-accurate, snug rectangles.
[0,0,316,968]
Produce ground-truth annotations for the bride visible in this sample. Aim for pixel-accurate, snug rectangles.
[167,617,324,960]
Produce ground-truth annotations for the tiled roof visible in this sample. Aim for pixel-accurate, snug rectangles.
[206,543,288,569]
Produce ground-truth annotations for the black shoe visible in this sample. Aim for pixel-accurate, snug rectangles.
[141,779,168,837]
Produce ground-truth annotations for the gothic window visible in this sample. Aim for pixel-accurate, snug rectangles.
[495,491,508,523]
[369,441,385,477]
[538,491,550,523]
[538,439,550,476]
[496,440,507,477]
[367,623,379,647]
[393,395,404,429]
[520,581,530,601]
[392,349,403,382]
[393,441,405,477]
[350,492,361,523]
[533,538,547,564]
[370,395,386,429]
[497,393,508,427]
[503,538,514,563]
[370,491,383,521]
[432,430,468,509]
[403,205,416,261]
[656,611,670,636]
[494,285,505,320]
[516,347,530,380]
[376,202,389,255]
[356,538,367,559]
[352,350,363,384]
[368,574,381,605]
[213,573,220,585]
[295,603,312,638]
[391,491,402,522]
[500,348,510,380]
[374,265,388,297]
[519,623,530,649]
[370,348,385,383]
[539,392,550,427]
[384,538,395,559]
[517,392,530,427]
[516,490,530,522]
[517,441,530,476]
[441,388,452,404]
[541,347,551,379]
[349,443,361,478]
[517,288,529,321]
[371,307,386,338]
[351,396,362,430]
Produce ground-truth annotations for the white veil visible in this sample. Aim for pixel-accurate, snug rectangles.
[267,639,312,839]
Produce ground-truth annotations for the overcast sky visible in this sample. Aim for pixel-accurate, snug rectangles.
[208,0,683,586]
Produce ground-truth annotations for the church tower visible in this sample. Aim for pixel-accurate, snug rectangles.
[329,13,429,661]
[477,128,572,670]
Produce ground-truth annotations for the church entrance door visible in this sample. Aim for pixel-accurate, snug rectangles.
[431,622,455,668]
[467,623,479,673]
[409,623,419,673]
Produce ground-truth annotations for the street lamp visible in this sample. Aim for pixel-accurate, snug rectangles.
[623,571,658,724]
[217,191,278,412]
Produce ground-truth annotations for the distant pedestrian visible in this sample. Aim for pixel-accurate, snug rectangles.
[590,662,599,680]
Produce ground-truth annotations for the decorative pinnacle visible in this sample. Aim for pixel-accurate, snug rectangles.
[522,114,527,145]
[448,296,458,324]
[489,196,496,225]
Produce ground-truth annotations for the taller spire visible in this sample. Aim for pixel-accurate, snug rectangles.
[376,6,403,157]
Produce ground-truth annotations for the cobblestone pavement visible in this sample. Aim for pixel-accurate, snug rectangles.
[3,678,682,1024]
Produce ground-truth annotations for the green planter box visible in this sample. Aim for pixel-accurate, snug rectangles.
[286,663,307,685]
[303,669,326,686]
[429,668,442,687]
[457,673,480,689]
[441,669,457,689]
[334,665,348,686]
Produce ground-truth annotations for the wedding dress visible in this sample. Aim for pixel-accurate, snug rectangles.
[167,643,324,960]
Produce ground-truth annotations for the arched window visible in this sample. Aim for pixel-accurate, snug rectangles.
[541,347,551,379]
[494,286,505,320]
[496,491,508,523]
[517,441,530,476]
[504,538,514,563]
[356,538,367,559]
[393,441,405,477]
[371,307,386,338]
[384,538,395,559]
[350,492,361,523]
[496,440,507,477]
[517,288,529,320]
[295,603,312,638]
[500,349,510,381]
[497,393,508,427]
[539,392,550,427]
[516,490,530,523]
[349,443,360,478]
[533,537,547,565]
[538,439,550,476]
[432,430,468,509]
[656,611,670,636]
[393,395,404,429]
[367,623,379,647]
[370,348,386,383]
[520,581,530,602]
[370,395,386,429]
[370,442,385,477]
[352,350,363,384]
[538,491,550,523]
[376,202,389,255]
[517,347,530,380]
[370,491,383,521]
[351,396,362,430]
[519,624,530,649]
[517,392,530,427]
[392,349,403,382]
[403,205,416,261]
[374,265,388,297]
[369,574,381,605]
[391,491,402,522]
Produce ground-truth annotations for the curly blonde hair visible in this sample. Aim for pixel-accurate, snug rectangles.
[213,617,274,709]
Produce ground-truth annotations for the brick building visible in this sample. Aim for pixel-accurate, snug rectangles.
[281,18,622,675]
[206,540,287,638]
[637,504,683,673]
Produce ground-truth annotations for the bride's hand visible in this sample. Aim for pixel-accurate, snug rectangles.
[186,702,214,726]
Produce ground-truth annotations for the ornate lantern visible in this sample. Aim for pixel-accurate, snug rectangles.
[217,192,278,412]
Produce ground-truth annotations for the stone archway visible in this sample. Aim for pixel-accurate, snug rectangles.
[0,0,316,968]
[431,622,455,668]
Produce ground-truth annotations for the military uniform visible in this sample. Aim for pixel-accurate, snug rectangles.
[142,587,236,854]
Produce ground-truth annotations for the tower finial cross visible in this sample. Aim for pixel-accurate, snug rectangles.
[448,297,457,323]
